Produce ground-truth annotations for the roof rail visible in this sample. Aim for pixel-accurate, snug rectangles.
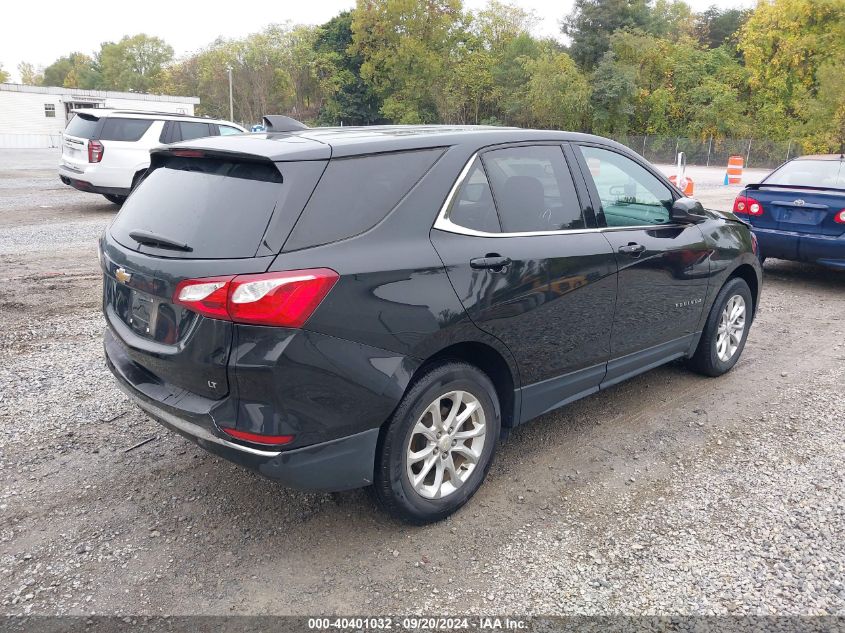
[262,115,308,133]
[108,109,200,118]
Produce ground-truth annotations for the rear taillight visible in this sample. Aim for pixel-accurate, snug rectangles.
[173,268,339,327]
[220,427,294,446]
[88,140,104,163]
[834,209,845,224]
[733,194,763,216]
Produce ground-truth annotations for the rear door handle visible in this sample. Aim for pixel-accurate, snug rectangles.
[618,242,646,256]
[470,255,512,270]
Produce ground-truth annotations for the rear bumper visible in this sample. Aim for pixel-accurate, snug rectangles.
[754,227,845,269]
[59,171,129,197]
[103,324,405,492]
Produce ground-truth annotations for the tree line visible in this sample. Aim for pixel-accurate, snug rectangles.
[3,0,844,152]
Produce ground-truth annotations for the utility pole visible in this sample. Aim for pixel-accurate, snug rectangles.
[227,67,234,122]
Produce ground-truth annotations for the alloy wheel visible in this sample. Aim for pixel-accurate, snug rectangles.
[716,294,746,362]
[405,390,487,500]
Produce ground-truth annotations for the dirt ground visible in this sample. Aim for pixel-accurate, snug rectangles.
[1,150,843,617]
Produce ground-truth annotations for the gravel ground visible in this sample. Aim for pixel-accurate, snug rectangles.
[1,149,843,617]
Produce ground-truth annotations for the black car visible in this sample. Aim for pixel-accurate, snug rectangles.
[100,123,762,524]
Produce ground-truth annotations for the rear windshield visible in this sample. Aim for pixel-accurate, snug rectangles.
[284,148,444,251]
[100,118,154,142]
[110,157,287,259]
[64,114,99,139]
[766,159,845,188]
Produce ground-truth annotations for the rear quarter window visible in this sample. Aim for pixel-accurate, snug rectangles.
[284,148,444,251]
[99,118,154,142]
[64,114,99,138]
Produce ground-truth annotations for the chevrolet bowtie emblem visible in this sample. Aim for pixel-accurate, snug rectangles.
[115,267,132,284]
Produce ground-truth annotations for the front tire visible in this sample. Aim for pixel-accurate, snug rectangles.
[373,362,500,524]
[687,277,753,377]
[103,194,126,205]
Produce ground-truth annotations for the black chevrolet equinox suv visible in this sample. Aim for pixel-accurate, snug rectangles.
[101,123,762,524]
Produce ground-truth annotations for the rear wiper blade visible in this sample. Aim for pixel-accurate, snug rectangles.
[128,229,192,252]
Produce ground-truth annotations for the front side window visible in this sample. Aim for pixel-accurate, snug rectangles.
[578,146,673,227]
[44,104,56,118]
[218,125,242,136]
[482,145,585,233]
[447,158,501,233]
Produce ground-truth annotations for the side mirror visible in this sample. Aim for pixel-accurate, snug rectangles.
[671,197,707,224]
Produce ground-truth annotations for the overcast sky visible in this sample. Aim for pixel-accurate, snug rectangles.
[1,0,753,83]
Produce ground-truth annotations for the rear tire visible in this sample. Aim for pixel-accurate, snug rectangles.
[373,362,500,524]
[103,194,126,205]
[687,278,752,377]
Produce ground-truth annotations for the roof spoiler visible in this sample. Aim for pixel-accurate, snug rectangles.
[262,115,308,133]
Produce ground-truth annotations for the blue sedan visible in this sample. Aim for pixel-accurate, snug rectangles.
[733,154,845,269]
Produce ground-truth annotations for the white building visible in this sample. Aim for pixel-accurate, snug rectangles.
[0,84,200,148]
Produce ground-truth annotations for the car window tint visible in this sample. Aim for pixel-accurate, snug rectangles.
[578,146,673,227]
[218,125,242,136]
[64,114,99,139]
[99,118,154,142]
[178,122,212,141]
[482,145,585,232]
[284,148,444,251]
[110,157,287,259]
[447,158,501,233]
[765,159,845,188]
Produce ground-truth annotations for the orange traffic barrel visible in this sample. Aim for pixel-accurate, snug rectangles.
[727,155,743,184]
[669,174,694,196]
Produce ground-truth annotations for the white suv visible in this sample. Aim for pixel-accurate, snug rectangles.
[58,109,246,204]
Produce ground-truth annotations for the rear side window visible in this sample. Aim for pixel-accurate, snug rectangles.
[482,145,585,232]
[178,122,212,141]
[99,118,154,142]
[110,157,286,259]
[64,114,99,138]
[447,158,501,233]
[284,148,444,251]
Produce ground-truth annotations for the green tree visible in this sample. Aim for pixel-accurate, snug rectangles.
[694,6,750,50]
[489,33,545,124]
[739,0,845,138]
[18,62,43,85]
[314,11,383,125]
[472,0,538,53]
[800,61,845,152]
[590,51,638,134]
[648,0,695,39]
[97,34,174,92]
[351,0,463,123]
[442,43,495,124]
[0,64,8,83]
[562,0,651,69]
[42,53,99,88]
[161,23,330,125]
[520,50,591,130]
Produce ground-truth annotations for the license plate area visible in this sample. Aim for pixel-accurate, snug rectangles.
[129,291,155,336]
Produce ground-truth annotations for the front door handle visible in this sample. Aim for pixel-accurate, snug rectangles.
[470,255,512,271]
[618,242,646,257]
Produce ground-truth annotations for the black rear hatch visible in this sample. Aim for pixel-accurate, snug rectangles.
[102,148,328,399]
